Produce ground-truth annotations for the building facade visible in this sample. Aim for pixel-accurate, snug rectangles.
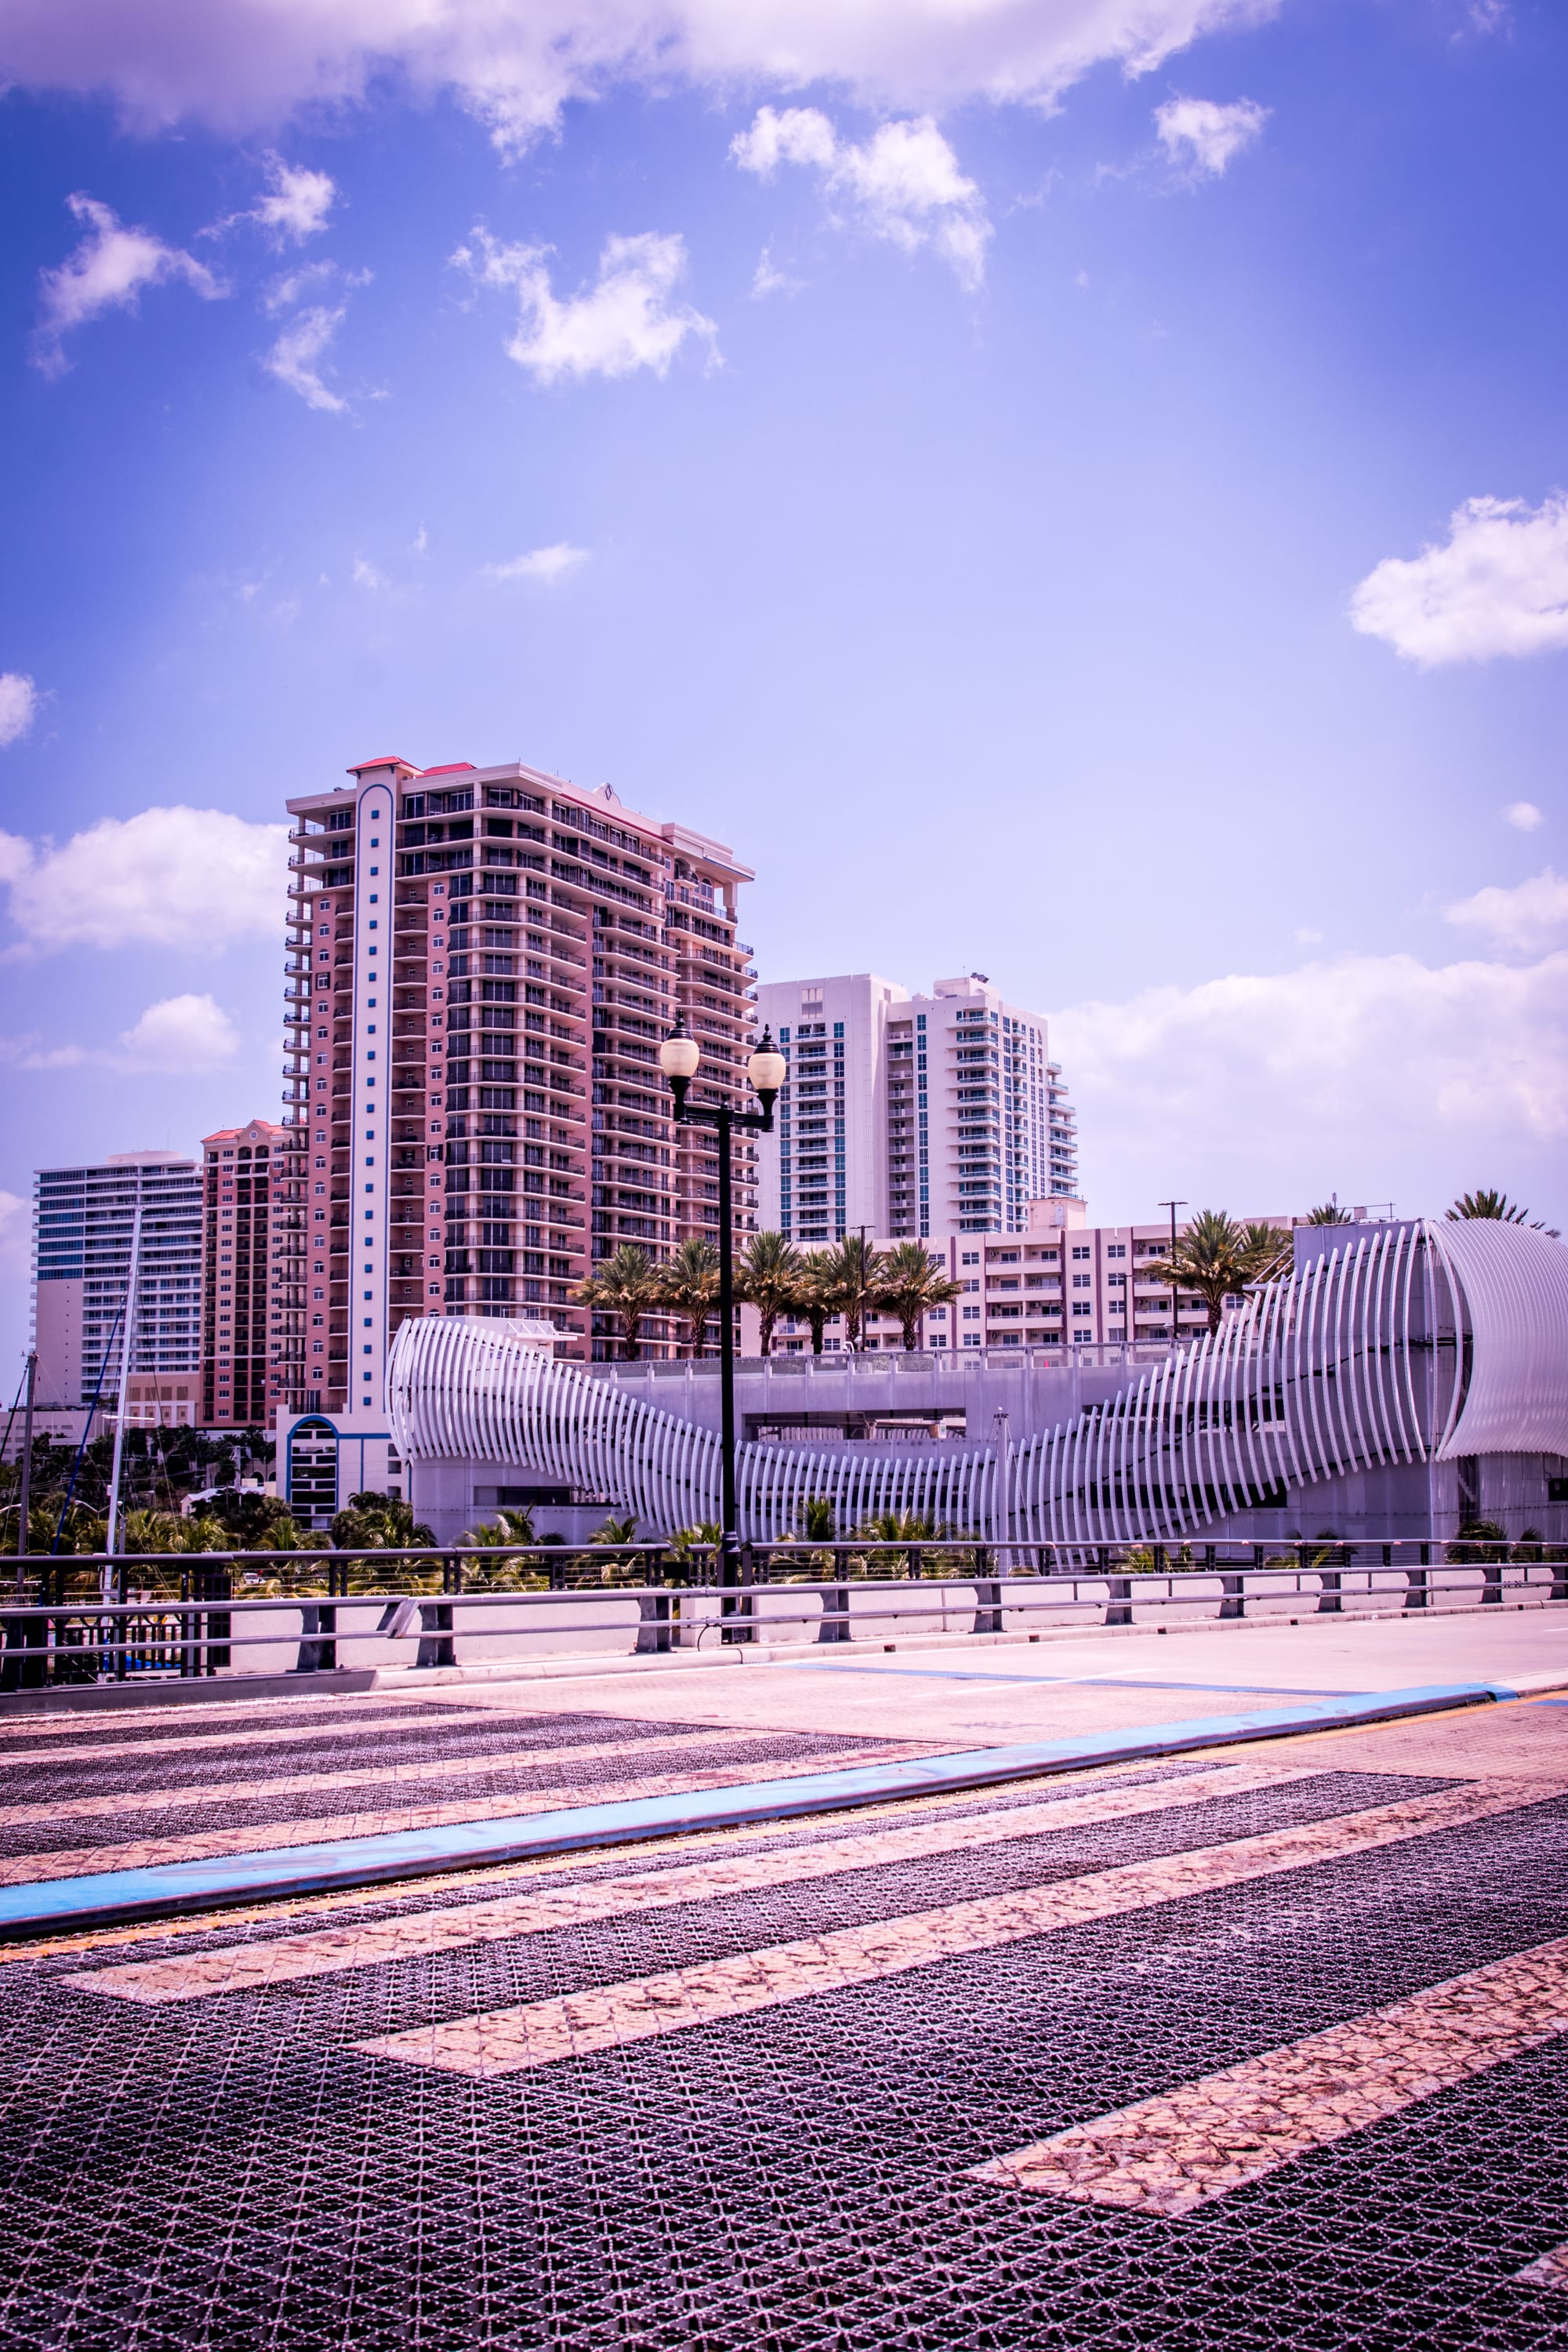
[273,753,758,1519]
[757,1201,1286,1357]
[199,1118,289,1428]
[389,1219,1568,1550]
[31,1152,203,1431]
[755,972,1078,1244]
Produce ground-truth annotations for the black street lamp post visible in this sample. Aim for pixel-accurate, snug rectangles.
[658,1017,786,1623]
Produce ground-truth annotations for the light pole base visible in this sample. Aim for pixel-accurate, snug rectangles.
[718,1531,753,1644]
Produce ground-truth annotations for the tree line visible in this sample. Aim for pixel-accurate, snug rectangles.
[577,1186,1553,1359]
[575,1234,961,1359]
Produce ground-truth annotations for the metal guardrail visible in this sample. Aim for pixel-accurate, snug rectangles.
[0,1537,1563,1690]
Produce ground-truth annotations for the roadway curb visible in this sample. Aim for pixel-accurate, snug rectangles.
[0,1679,1517,1940]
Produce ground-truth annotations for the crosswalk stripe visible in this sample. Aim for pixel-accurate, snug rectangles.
[973,1936,1568,2215]
[2,1743,932,1888]
[350,1774,1564,2080]
[0,1703,572,1770]
[65,1758,1322,2004]
[13,1753,1241,1969]
[0,1727,840,1831]
[1515,2245,1568,2289]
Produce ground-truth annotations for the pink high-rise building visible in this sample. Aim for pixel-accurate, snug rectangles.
[275,754,758,1491]
[200,1118,289,1428]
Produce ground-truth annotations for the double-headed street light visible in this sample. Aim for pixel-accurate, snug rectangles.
[658,1016,786,1605]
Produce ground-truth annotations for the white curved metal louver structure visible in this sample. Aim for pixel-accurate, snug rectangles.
[387,1221,1568,1543]
[387,1310,1002,1539]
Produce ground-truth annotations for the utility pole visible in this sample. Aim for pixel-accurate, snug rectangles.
[14,1352,35,1595]
[104,1196,144,1560]
[1157,1199,1187,1345]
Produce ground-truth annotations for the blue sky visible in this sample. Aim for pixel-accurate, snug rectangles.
[2,0,1566,1376]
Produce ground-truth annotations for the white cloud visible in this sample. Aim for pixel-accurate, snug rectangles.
[484,543,590,583]
[2,993,241,1073]
[0,673,39,748]
[731,106,991,287]
[261,260,339,315]
[118,993,240,1069]
[1444,869,1568,955]
[0,2,1282,153]
[34,191,225,376]
[0,806,289,954]
[1505,800,1544,832]
[454,229,717,383]
[263,302,348,411]
[751,246,801,299]
[1055,942,1568,1221]
[352,554,390,588]
[731,103,839,176]
[1349,493,1568,666]
[251,156,336,243]
[1154,93,1268,174]
[215,157,337,245]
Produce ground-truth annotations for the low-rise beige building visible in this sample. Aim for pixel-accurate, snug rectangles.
[761,1199,1295,1355]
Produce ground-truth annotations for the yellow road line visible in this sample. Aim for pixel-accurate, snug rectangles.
[975,1937,1568,2214]
[351,1775,1564,2079]
[65,1757,1320,2004]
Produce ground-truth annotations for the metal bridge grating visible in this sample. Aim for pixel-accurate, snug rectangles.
[0,1721,1566,2347]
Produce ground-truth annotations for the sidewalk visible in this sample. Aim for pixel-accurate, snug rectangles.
[423,1606,1568,1748]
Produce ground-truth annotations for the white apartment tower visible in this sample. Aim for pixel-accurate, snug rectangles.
[31,1152,204,1427]
[756,973,1079,1243]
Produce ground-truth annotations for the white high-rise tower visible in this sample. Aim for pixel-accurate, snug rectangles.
[754,971,1078,1243]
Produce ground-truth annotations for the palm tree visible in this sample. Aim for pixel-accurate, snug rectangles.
[668,1520,724,1570]
[1141,1210,1292,1336]
[784,1253,840,1356]
[878,1240,962,1351]
[590,1515,639,1544]
[1302,1202,1345,1225]
[332,1491,436,1551]
[659,1236,721,1356]
[462,1506,536,1548]
[1447,1189,1540,1226]
[817,1233,888,1349]
[735,1230,806,1356]
[575,1244,664,1360]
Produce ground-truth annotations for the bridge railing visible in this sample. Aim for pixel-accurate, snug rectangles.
[0,1536,1563,1690]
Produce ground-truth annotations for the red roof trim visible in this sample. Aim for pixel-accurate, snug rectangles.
[419,763,477,778]
[347,755,416,775]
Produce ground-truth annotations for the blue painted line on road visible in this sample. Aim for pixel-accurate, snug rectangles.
[0,1681,1515,1940]
[779,1664,1363,1699]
